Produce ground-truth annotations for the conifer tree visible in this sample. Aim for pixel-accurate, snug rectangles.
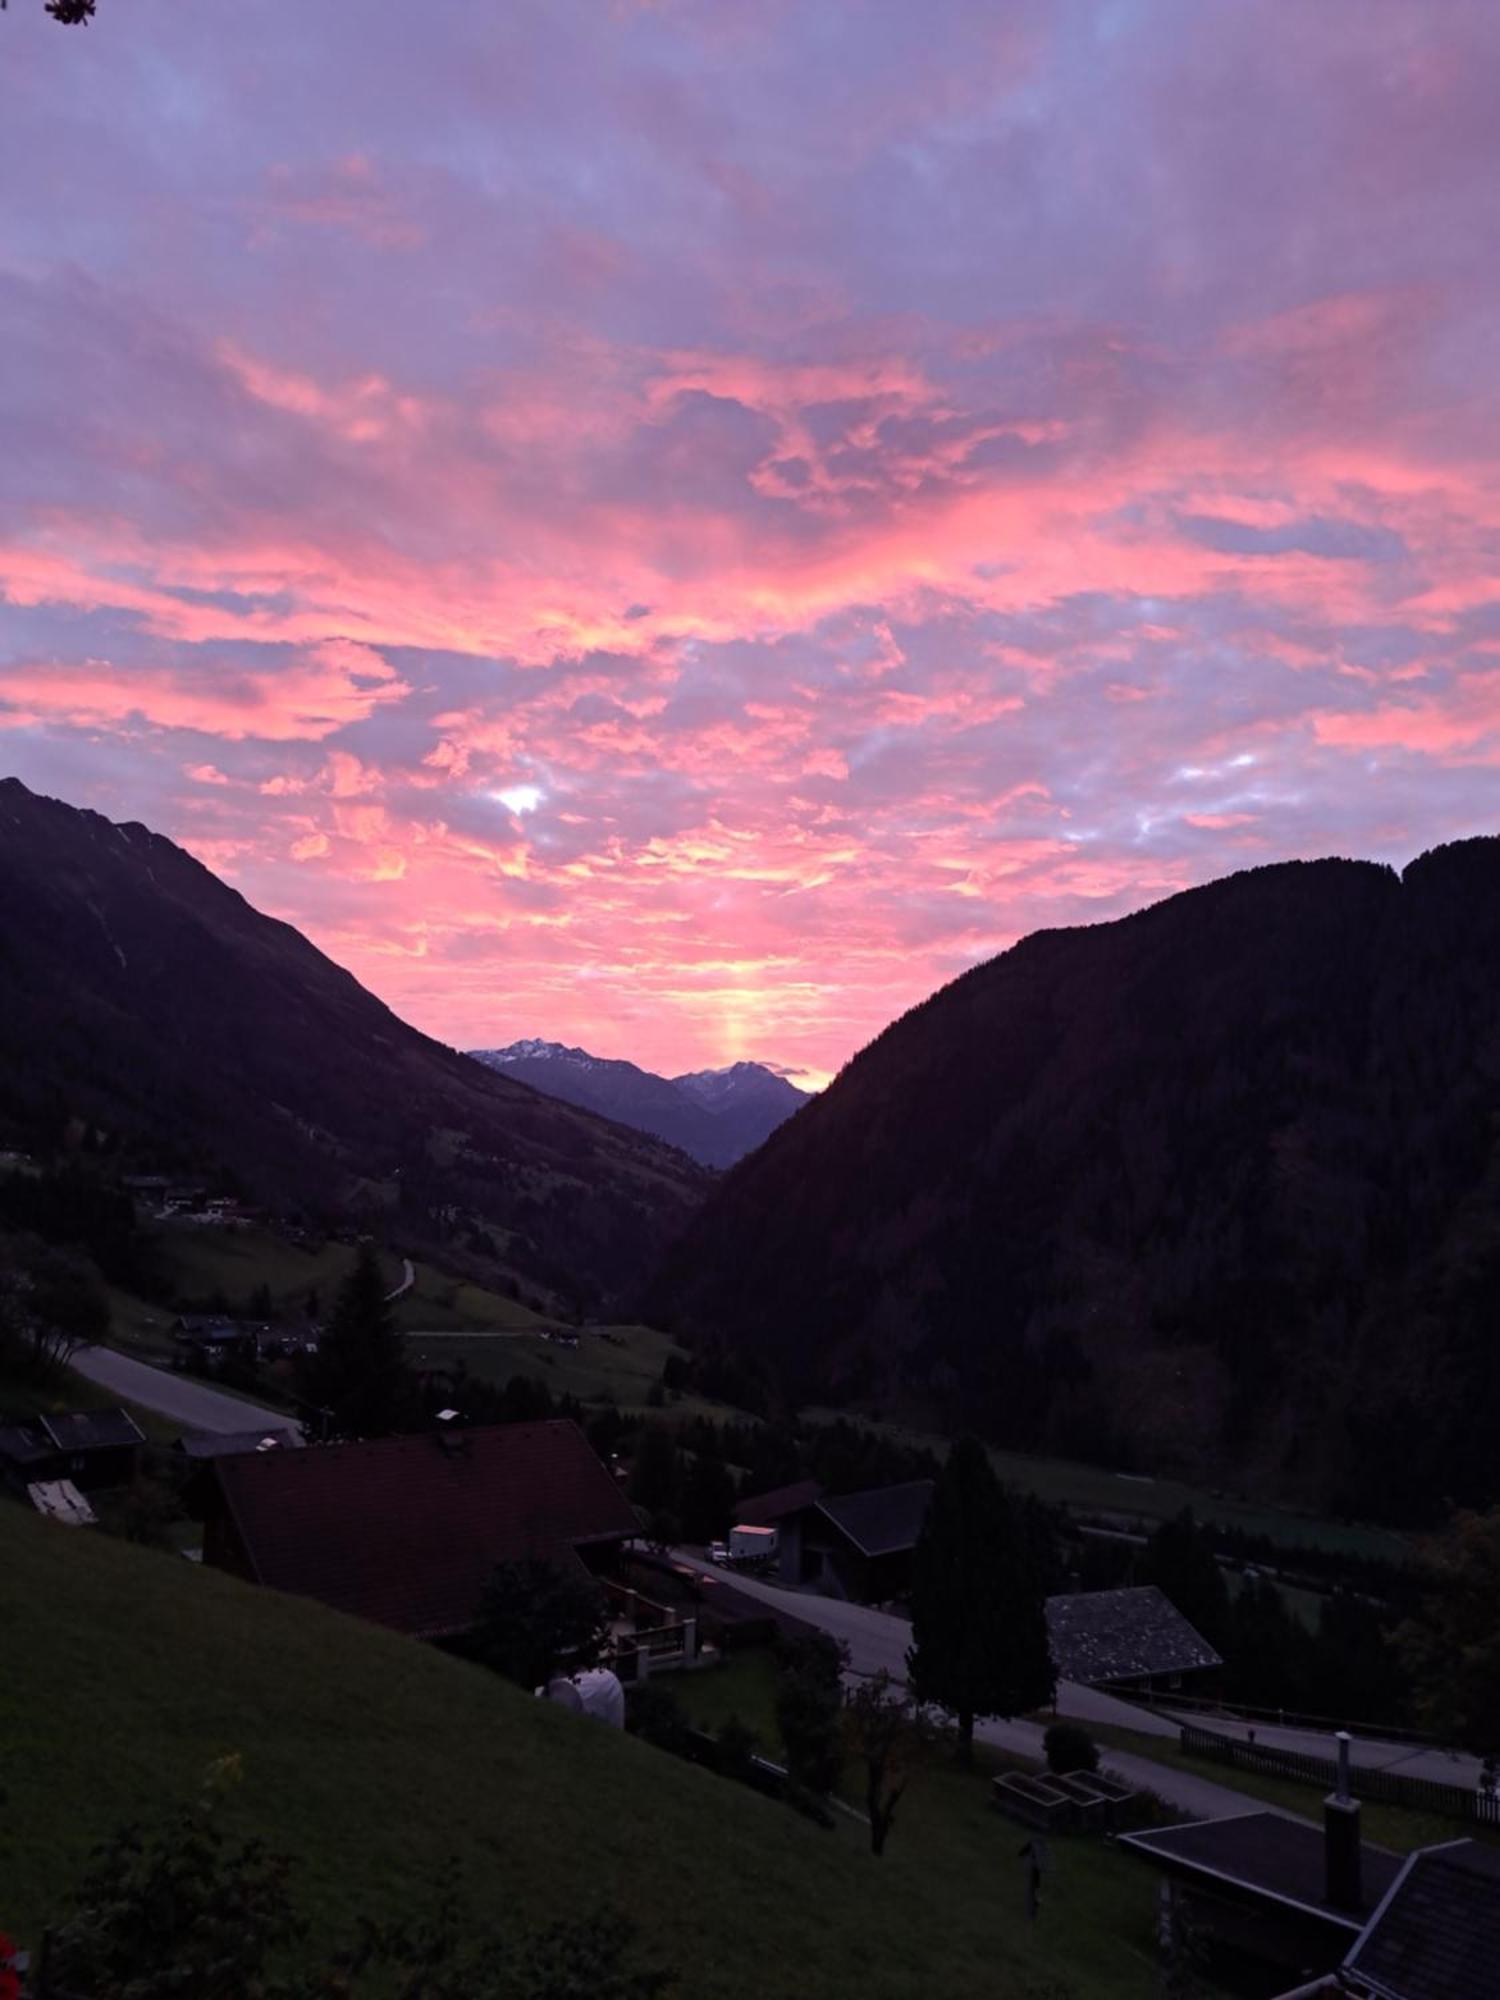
[300,1243,410,1439]
[906,1436,1055,1766]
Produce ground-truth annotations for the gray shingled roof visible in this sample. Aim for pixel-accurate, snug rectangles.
[816,1480,933,1557]
[1344,1839,1500,2000]
[1045,1584,1221,1684]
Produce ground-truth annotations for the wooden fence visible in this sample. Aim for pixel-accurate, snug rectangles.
[1122,1683,1440,1747]
[1179,1722,1500,1826]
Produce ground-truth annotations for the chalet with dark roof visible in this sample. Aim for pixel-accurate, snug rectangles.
[0,1407,145,1493]
[1123,1808,1404,1980]
[202,1420,640,1640]
[736,1477,933,1601]
[1044,1585,1221,1688]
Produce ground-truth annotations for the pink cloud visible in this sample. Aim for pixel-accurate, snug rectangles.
[0,644,407,742]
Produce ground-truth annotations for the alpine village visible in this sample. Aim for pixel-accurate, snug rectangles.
[3,6,1500,2000]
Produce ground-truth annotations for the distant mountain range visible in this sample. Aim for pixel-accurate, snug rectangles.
[651,840,1500,1523]
[0,779,706,1310]
[469,1040,811,1167]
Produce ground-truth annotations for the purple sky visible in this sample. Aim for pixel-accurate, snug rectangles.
[3,1,1499,1083]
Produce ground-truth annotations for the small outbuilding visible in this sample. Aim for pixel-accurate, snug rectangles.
[0,1408,145,1494]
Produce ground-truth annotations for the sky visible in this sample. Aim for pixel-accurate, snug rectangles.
[3,1,1500,1087]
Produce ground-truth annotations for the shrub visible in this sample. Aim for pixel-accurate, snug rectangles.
[1042,1722,1099,1775]
[626,1682,691,1757]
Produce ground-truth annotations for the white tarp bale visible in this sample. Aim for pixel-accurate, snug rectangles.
[573,1668,626,1728]
[27,1479,96,1527]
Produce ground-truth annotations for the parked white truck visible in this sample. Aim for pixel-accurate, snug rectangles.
[727,1523,778,1567]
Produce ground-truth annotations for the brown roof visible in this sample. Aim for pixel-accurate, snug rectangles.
[736,1478,824,1525]
[209,1420,638,1639]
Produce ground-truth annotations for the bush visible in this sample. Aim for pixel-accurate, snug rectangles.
[1043,1722,1099,1775]
[714,1716,759,1785]
[626,1682,691,1757]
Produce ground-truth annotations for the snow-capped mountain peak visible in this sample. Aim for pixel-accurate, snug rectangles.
[467,1041,812,1166]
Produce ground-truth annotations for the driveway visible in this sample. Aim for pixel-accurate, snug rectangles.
[71,1345,302,1440]
[671,1552,1281,1822]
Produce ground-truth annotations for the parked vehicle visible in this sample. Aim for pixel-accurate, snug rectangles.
[728,1524,778,1566]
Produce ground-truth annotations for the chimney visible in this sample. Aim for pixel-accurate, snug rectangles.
[1324,1731,1363,1913]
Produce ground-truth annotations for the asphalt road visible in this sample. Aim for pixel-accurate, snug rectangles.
[670,1552,1289,1822]
[71,1345,302,1440]
[1163,1709,1484,1791]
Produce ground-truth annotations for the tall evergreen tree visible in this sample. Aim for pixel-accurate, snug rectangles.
[299,1243,410,1438]
[1141,1509,1231,1652]
[906,1436,1055,1766]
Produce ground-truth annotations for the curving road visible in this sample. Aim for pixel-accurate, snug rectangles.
[71,1345,302,1440]
[671,1551,1286,1821]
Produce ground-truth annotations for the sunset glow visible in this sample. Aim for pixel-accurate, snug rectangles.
[5,2,1500,1083]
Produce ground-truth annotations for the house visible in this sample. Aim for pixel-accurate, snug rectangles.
[1122,1796,1403,1984]
[0,1408,145,1494]
[736,1477,933,1602]
[1044,1585,1222,1689]
[1334,1836,1500,2000]
[202,1419,641,1641]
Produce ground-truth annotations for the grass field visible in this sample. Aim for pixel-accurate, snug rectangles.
[0,1503,1167,2000]
[101,1224,547,1359]
[803,1409,1413,1567]
[405,1320,751,1424]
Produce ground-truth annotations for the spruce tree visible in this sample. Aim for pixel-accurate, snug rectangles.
[300,1243,410,1439]
[906,1436,1055,1766]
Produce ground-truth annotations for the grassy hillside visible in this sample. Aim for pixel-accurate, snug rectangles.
[0,1504,1161,1999]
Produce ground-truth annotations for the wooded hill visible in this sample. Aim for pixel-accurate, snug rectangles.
[652,841,1500,1523]
[0,779,706,1311]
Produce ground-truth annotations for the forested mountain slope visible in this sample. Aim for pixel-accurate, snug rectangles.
[0,779,706,1308]
[652,842,1500,1521]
